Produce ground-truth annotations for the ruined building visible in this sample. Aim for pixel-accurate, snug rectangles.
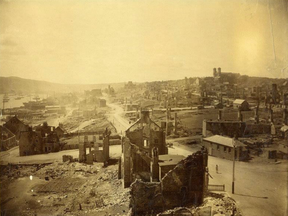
[19,127,44,156]
[265,84,281,105]
[120,110,168,187]
[130,150,208,215]
[203,109,272,138]
[119,111,209,215]
[19,125,60,156]
[78,128,110,165]
[126,110,168,155]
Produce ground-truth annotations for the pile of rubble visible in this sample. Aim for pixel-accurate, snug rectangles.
[0,164,46,180]
[158,193,242,216]
[1,161,130,216]
[34,161,100,179]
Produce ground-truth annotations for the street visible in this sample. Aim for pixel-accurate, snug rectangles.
[106,101,131,135]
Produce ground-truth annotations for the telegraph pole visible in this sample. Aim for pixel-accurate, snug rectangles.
[232,140,236,194]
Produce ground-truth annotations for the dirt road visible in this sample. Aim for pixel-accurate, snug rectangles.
[105,102,130,135]
[169,141,287,216]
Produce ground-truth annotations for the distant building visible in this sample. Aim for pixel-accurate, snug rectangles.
[281,81,288,93]
[202,135,249,161]
[213,101,223,109]
[233,99,249,111]
[126,110,168,155]
[34,122,55,137]
[55,125,66,139]
[280,125,288,140]
[99,99,106,107]
[4,116,29,140]
[124,103,139,111]
[43,132,60,153]
[19,128,43,156]
[19,122,60,156]
[45,105,66,115]
[213,67,240,84]
[86,89,102,97]
[0,126,17,151]
[125,81,136,89]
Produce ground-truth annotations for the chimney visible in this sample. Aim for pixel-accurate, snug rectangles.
[283,109,288,125]
[174,112,178,133]
[218,110,222,121]
[269,108,274,123]
[254,106,259,124]
[151,147,159,182]
[238,109,243,121]
[166,108,169,135]
[283,93,288,108]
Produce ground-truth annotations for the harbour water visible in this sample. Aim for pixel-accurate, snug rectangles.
[0,94,48,109]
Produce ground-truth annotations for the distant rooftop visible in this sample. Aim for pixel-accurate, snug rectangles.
[233,99,246,104]
[203,135,246,148]
[158,155,185,166]
[280,125,288,132]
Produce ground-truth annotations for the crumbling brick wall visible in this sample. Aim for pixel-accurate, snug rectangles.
[244,123,271,135]
[203,120,246,138]
[130,151,208,215]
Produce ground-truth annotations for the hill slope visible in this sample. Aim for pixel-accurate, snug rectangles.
[0,76,124,94]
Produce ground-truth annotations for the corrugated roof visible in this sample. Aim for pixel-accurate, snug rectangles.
[203,135,246,148]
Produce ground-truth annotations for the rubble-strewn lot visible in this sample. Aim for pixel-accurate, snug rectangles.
[0,162,130,216]
[1,161,243,216]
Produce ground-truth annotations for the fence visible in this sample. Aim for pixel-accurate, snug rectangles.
[208,184,225,191]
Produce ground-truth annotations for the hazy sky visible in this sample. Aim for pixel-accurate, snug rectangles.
[0,0,287,84]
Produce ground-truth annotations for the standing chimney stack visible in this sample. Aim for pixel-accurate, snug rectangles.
[218,110,222,121]
[269,108,274,123]
[283,109,288,125]
[238,108,243,122]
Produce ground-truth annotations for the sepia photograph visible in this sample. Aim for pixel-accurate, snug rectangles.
[0,0,287,215]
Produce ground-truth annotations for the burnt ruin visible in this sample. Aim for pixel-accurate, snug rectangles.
[130,150,208,215]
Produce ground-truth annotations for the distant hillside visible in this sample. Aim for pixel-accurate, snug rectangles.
[0,76,125,94]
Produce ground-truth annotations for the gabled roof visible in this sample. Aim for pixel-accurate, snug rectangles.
[280,125,288,132]
[203,135,246,148]
[233,99,247,105]
[7,115,21,123]
[0,126,15,140]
